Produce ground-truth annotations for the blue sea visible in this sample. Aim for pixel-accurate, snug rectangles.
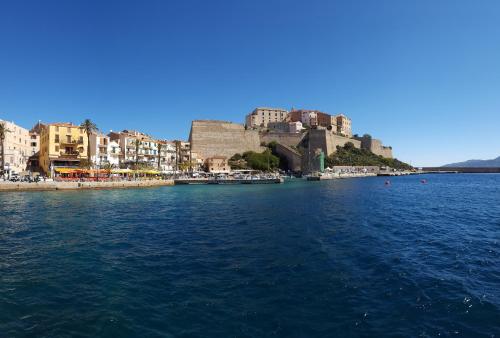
[1,174,499,337]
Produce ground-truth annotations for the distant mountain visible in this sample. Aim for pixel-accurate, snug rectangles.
[443,156,500,167]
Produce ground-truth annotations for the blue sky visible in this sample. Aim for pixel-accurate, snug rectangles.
[1,0,499,166]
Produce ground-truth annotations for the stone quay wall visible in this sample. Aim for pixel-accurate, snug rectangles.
[0,180,174,192]
[189,120,263,159]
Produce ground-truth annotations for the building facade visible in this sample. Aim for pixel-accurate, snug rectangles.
[205,156,230,173]
[39,122,89,175]
[0,119,34,175]
[335,114,352,137]
[245,107,289,129]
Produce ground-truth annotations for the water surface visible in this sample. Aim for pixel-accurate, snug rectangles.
[1,174,499,337]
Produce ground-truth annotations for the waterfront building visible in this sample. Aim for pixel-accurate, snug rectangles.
[39,122,89,175]
[245,107,289,129]
[0,119,34,175]
[158,141,177,172]
[205,156,231,174]
[89,133,122,168]
[335,114,352,137]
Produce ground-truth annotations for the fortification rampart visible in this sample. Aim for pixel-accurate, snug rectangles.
[308,129,361,156]
[189,120,263,159]
[260,132,306,148]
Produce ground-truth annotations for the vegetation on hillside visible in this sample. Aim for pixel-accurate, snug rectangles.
[325,142,413,170]
[229,149,279,171]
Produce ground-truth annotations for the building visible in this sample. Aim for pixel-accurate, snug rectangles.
[245,107,289,129]
[158,141,177,172]
[335,114,352,137]
[0,119,34,175]
[289,109,334,128]
[89,133,122,168]
[267,121,303,133]
[39,122,89,175]
[205,156,230,173]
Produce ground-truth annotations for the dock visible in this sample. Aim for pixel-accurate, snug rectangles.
[174,177,284,185]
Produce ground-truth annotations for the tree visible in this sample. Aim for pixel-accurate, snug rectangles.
[0,122,11,175]
[134,138,141,167]
[101,162,113,178]
[80,119,98,169]
[157,142,163,170]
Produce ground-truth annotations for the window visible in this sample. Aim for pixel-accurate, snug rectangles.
[55,134,59,143]
[55,126,59,132]
[79,136,83,143]
[55,145,59,152]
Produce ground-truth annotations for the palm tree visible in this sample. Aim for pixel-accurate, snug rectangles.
[157,142,163,171]
[134,138,140,168]
[80,119,98,169]
[102,162,113,178]
[0,122,11,176]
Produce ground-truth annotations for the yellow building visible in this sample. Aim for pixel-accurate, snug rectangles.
[39,122,89,175]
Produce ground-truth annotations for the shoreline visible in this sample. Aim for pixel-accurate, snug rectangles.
[0,180,174,192]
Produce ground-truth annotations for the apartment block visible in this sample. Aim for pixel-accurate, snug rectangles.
[39,122,88,174]
[245,107,289,129]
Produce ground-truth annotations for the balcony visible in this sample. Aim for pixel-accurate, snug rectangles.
[60,139,83,146]
[59,151,80,159]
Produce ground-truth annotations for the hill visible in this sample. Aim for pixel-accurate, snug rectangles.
[442,156,500,167]
[325,142,413,170]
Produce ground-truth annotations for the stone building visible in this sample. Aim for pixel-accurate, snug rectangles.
[205,156,231,173]
[0,119,35,175]
[335,114,352,137]
[245,107,289,129]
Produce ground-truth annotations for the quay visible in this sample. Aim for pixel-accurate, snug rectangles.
[0,180,174,192]
[174,177,284,185]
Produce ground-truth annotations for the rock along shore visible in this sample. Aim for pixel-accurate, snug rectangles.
[0,180,174,192]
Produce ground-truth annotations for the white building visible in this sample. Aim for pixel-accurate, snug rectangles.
[289,121,303,133]
[90,133,121,168]
[0,119,36,175]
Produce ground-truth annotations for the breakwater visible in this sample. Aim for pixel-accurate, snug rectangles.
[0,180,174,192]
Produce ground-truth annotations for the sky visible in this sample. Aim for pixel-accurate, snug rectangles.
[1,0,499,166]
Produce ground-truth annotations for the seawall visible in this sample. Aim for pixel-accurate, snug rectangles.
[0,180,174,192]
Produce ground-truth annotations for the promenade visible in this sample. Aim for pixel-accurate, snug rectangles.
[0,180,174,192]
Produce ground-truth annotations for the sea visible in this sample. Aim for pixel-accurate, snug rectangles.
[0,174,499,337]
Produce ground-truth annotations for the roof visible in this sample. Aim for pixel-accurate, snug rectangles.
[48,122,79,127]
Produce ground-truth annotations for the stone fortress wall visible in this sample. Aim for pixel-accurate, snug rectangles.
[354,135,393,158]
[189,120,263,159]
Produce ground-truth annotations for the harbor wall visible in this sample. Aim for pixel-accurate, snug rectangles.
[0,180,174,192]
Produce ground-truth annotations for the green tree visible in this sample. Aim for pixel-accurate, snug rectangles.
[80,119,98,169]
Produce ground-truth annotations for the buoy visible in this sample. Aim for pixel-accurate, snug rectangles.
[421,179,427,184]
[385,180,391,185]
